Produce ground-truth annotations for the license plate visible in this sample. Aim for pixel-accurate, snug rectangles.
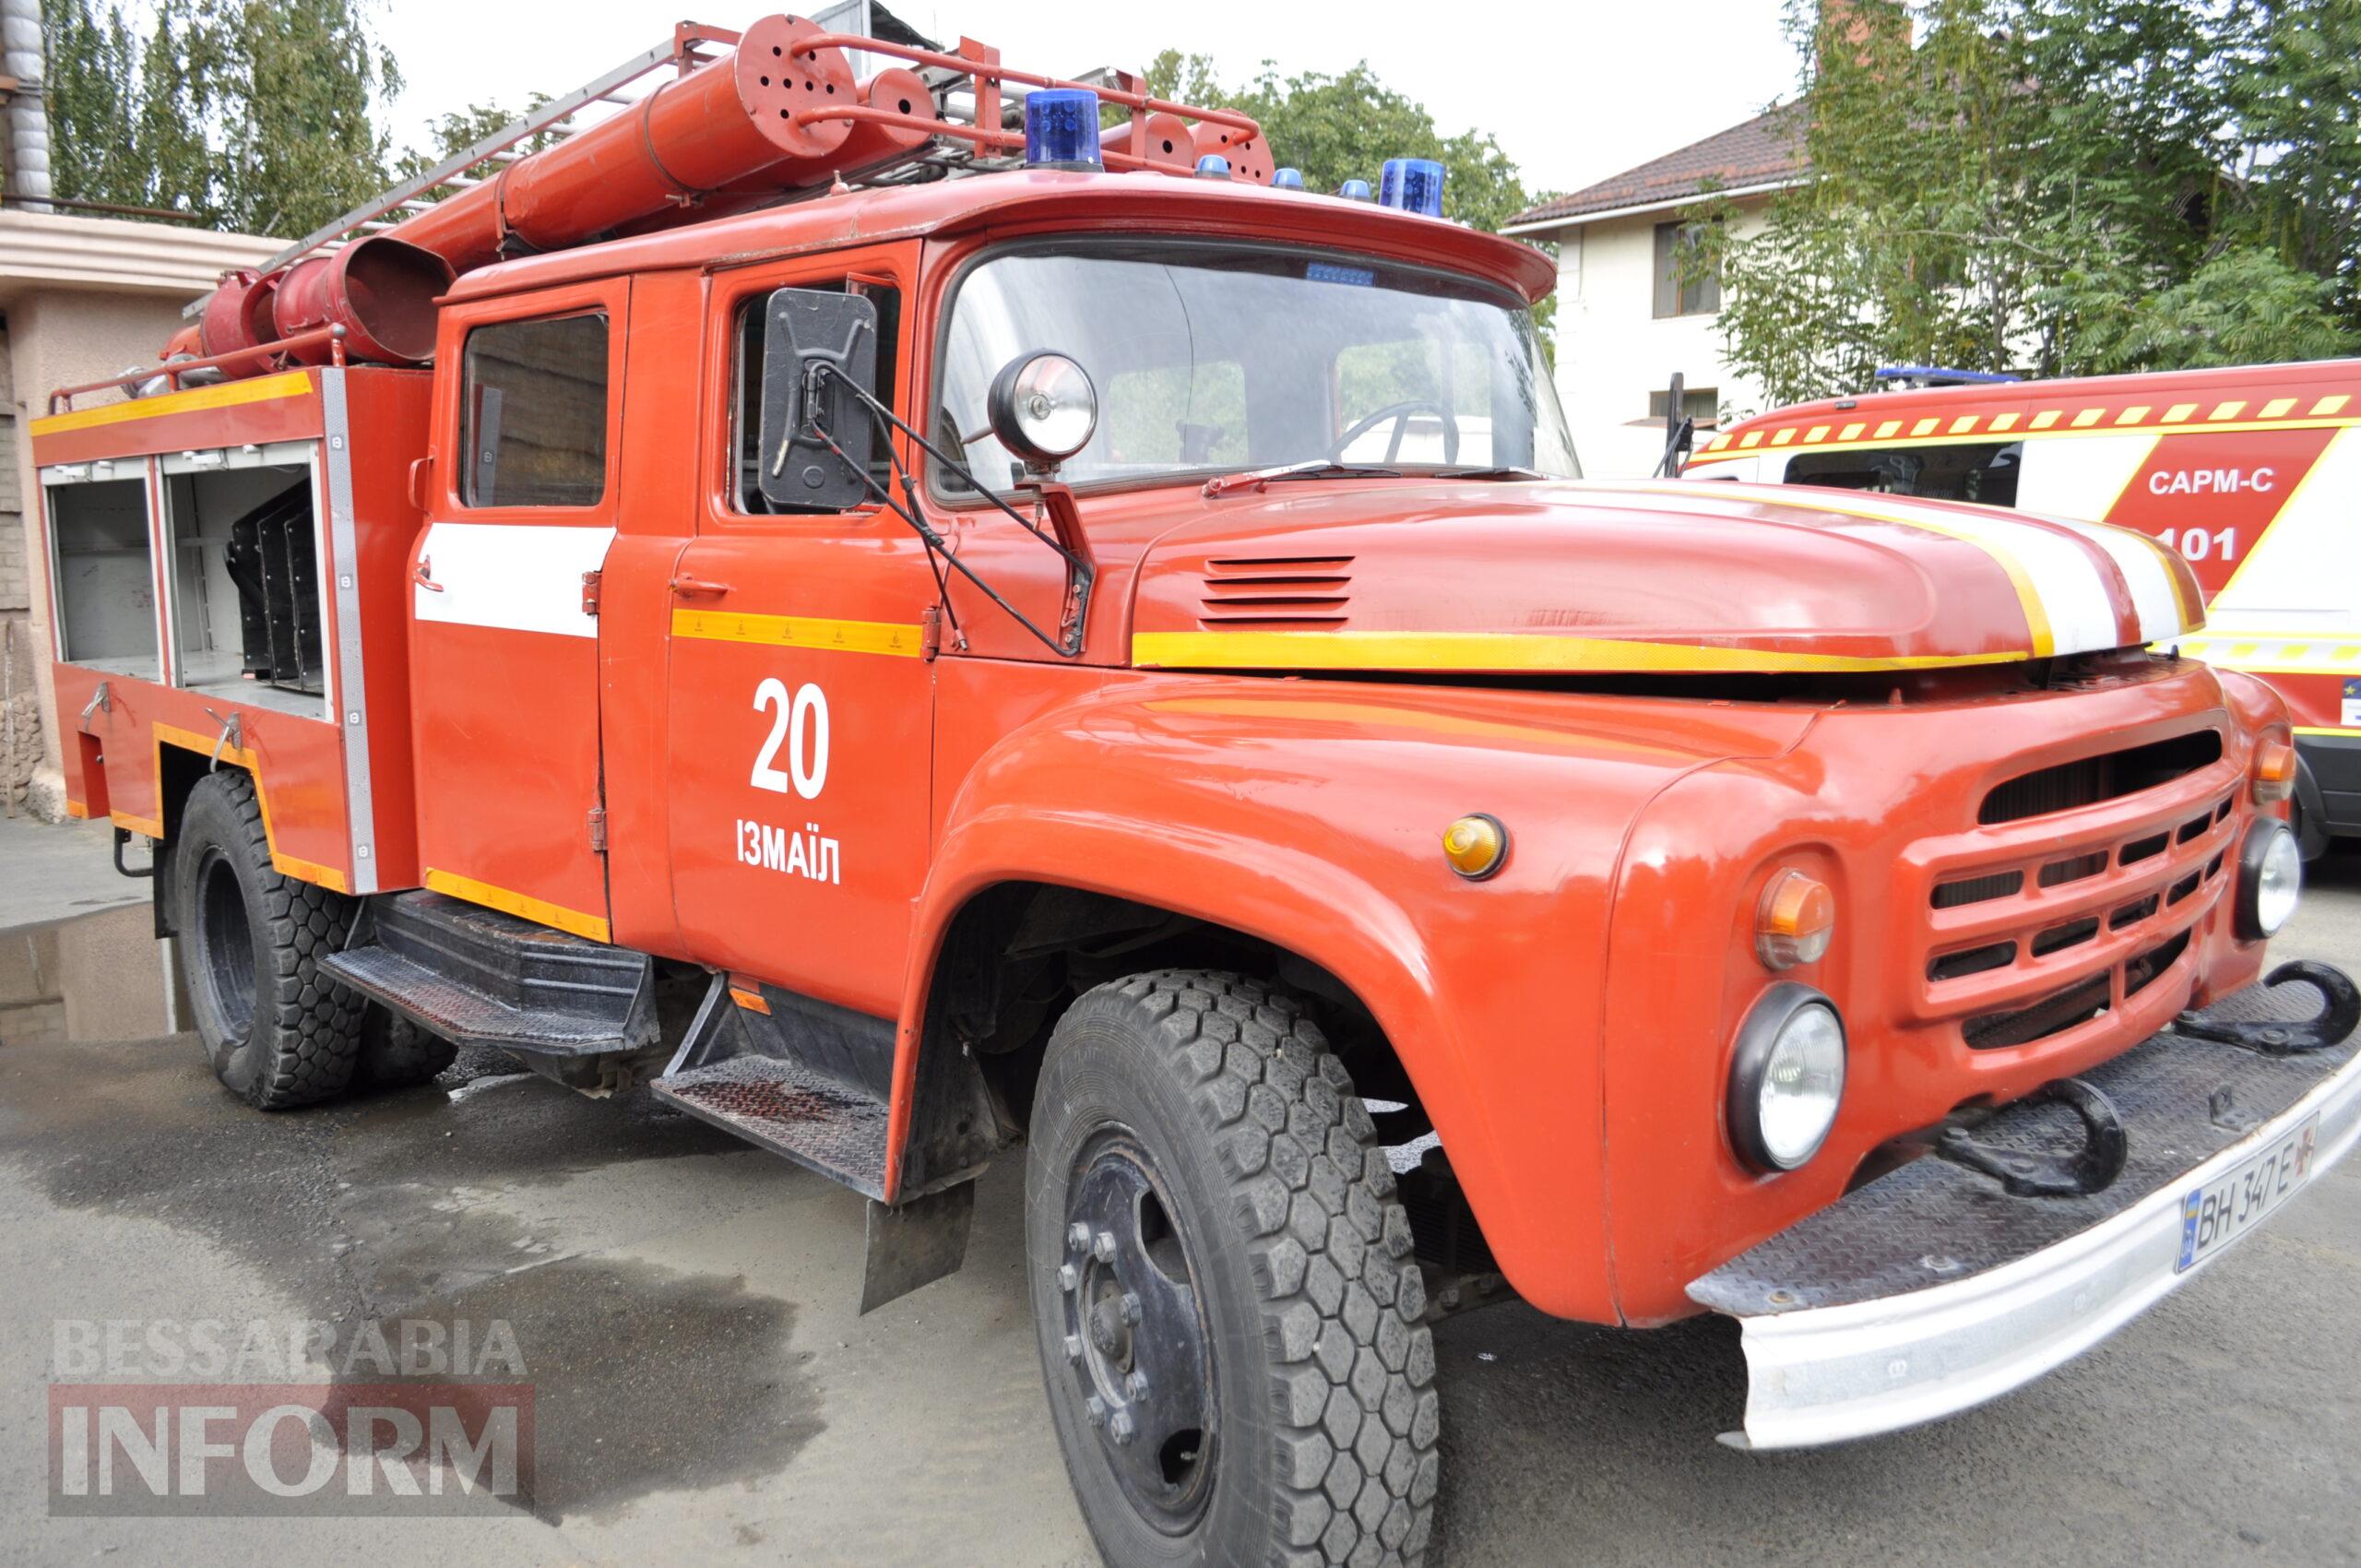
[2176,1114,2319,1272]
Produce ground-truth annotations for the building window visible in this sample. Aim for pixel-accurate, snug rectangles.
[460,314,611,509]
[1648,386,1720,425]
[1653,221,1721,318]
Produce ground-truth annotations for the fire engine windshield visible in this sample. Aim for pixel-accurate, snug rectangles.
[931,242,1577,496]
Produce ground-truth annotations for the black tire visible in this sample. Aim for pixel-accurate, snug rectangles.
[350,1006,457,1091]
[172,771,363,1110]
[1026,970,1438,1568]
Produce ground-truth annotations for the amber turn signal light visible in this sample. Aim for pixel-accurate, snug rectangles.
[2252,733,2296,805]
[1442,814,1508,880]
[1757,870,1835,969]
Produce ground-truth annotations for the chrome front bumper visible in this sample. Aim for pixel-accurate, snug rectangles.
[1691,974,2361,1451]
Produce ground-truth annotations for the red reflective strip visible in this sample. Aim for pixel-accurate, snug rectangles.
[2104,426,2339,600]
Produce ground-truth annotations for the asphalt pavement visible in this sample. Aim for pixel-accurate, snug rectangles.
[1,844,2356,1566]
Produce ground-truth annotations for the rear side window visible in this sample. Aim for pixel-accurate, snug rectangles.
[460,314,611,508]
[1786,440,2023,506]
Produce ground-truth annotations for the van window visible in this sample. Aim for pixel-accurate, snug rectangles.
[733,280,901,514]
[460,314,611,508]
[1786,440,2023,506]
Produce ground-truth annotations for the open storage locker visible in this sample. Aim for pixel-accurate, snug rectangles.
[44,462,159,679]
[160,442,330,719]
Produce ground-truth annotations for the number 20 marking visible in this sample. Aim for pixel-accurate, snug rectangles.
[751,678,829,799]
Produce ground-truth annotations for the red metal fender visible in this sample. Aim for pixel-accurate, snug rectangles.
[888,672,1812,1321]
[1598,657,2284,1324]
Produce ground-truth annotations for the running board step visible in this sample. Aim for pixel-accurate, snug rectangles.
[648,977,896,1198]
[322,891,656,1055]
[652,1055,891,1198]
[653,977,981,1310]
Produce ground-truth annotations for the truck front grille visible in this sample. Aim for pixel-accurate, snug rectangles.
[1905,725,2238,1054]
[1977,730,2222,824]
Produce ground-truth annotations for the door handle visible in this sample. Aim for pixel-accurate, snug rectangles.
[412,556,445,592]
[669,575,734,599]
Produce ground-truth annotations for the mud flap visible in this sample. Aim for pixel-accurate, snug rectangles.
[860,1180,976,1314]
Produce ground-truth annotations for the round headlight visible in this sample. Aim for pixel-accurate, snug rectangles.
[1727,984,1847,1172]
[2236,819,2302,941]
[987,350,1098,470]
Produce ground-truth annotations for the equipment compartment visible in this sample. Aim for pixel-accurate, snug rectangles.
[45,471,159,679]
[160,445,326,716]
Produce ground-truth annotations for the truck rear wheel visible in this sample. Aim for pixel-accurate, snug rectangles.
[1026,970,1438,1567]
[351,1007,458,1091]
[173,771,363,1110]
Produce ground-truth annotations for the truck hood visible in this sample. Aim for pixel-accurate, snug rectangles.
[1128,479,2202,675]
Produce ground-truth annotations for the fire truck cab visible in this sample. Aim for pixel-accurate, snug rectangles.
[1685,360,2361,854]
[28,18,2361,1564]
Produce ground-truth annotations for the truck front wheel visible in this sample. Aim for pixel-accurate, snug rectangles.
[173,771,363,1110]
[1026,970,1438,1567]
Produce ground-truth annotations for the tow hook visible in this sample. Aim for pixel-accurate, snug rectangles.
[2173,960,2361,1057]
[1934,1076,2128,1198]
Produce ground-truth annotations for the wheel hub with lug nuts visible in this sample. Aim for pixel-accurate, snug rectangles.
[1058,1132,1216,1532]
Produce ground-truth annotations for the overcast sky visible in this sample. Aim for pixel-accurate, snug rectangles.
[376,0,1802,205]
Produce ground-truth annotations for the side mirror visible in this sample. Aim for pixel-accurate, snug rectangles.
[758,288,879,511]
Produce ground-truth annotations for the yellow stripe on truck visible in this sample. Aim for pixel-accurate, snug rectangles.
[1130,629,2026,674]
[1608,481,2062,657]
[31,371,315,436]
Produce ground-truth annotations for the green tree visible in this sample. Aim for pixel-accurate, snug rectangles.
[392,96,559,199]
[2220,0,2361,314]
[42,0,401,235]
[1143,51,1556,340]
[42,0,144,208]
[1700,0,2357,410]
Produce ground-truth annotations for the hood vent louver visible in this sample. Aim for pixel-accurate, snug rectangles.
[1197,555,1354,628]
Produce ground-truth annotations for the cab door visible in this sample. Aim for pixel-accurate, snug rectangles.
[409,280,628,941]
[664,252,936,1017]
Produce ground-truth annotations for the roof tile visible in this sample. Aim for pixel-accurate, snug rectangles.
[1510,106,1807,229]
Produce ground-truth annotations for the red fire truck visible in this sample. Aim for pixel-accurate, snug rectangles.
[1684,360,2361,855]
[29,17,2361,1562]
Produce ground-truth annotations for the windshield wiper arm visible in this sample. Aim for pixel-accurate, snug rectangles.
[1434,465,1547,481]
[1202,460,1402,498]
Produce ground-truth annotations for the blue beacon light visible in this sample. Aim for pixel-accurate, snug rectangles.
[1024,89,1102,171]
[1272,167,1305,189]
[1193,153,1231,179]
[1379,157,1446,218]
[1338,178,1373,202]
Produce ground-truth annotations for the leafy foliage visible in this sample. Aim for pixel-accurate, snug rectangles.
[2057,247,2359,373]
[1701,0,2361,410]
[1143,51,1556,342]
[392,96,559,197]
[42,0,401,235]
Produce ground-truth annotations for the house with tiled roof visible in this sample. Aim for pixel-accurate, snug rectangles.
[1506,104,1808,476]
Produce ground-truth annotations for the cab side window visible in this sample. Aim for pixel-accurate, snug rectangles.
[733,280,901,514]
[1786,440,2023,506]
[460,313,611,508]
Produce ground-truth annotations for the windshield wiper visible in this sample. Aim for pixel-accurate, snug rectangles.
[1202,460,1402,498]
[1434,465,1547,481]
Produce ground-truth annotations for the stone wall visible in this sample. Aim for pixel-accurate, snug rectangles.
[2,618,34,816]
